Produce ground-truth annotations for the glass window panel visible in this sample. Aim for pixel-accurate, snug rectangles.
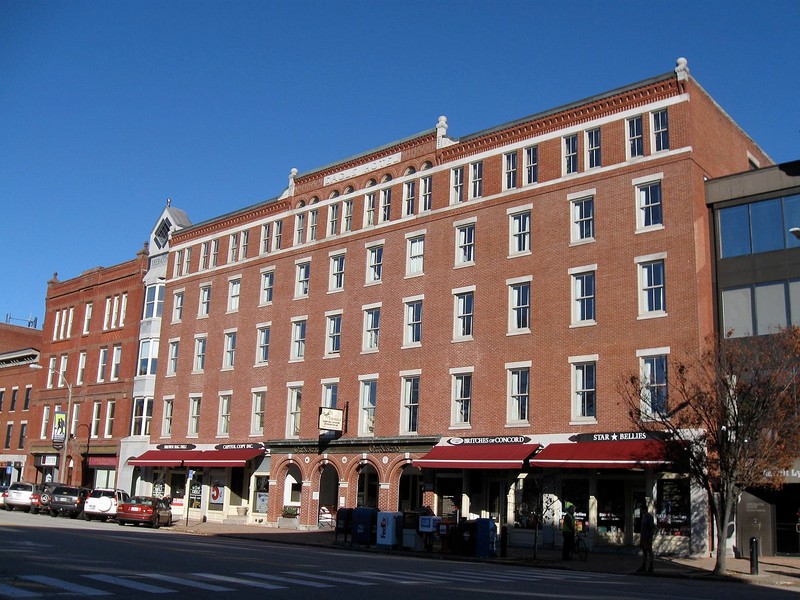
[718,205,751,258]
[721,287,753,338]
[755,282,787,335]
[789,280,800,326]
[750,199,784,254]
[783,194,800,249]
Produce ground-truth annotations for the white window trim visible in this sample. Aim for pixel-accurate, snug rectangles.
[358,373,379,437]
[569,264,598,327]
[325,310,343,357]
[361,302,382,354]
[285,382,303,439]
[328,250,347,293]
[453,218,477,268]
[633,173,665,233]
[452,285,476,342]
[402,295,424,349]
[569,353,599,425]
[505,361,532,426]
[254,321,272,366]
[259,266,275,306]
[507,275,532,335]
[636,347,671,420]
[290,316,308,362]
[635,252,668,319]
[507,205,533,257]
[449,366,474,429]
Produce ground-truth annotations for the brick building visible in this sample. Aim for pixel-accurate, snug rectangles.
[27,249,149,487]
[0,322,42,486]
[127,58,769,555]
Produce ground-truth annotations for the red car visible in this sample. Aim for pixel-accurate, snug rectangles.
[117,496,172,528]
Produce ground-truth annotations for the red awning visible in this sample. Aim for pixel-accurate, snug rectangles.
[529,441,671,469]
[129,448,265,468]
[414,443,541,469]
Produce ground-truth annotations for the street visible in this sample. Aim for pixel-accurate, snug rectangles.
[1,510,796,599]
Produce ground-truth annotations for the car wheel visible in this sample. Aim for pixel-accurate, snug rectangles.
[40,493,50,505]
[31,507,39,515]
[152,517,160,529]
[50,510,57,517]
[85,514,93,521]
[118,520,125,526]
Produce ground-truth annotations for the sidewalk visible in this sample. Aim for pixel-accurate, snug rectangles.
[170,519,800,591]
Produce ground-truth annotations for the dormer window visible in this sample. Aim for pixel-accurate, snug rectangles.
[154,219,172,249]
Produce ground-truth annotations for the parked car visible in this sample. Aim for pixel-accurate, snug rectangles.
[30,482,66,515]
[117,496,172,528]
[84,488,130,521]
[49,486,90,518]
[5,482,36,512]
[0,485,8,509]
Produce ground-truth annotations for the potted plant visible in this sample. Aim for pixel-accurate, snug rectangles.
[278,505,299,529]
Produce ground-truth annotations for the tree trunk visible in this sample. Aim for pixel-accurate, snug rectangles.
[713,495,734,575]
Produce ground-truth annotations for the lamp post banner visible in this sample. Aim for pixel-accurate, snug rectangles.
[52,411,67,445]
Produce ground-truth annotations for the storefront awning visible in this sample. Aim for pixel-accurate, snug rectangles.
[529,440,671,469]
[129,448,265,468]
[414,443,541,469]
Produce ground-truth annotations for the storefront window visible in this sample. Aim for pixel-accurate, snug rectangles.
[561,479,589,531]
[170,472,186,500]
[657,478,690,536]
[514,475,541,529]
[189,474,203,509]
[254,476,269,513]
[597,480,625,536]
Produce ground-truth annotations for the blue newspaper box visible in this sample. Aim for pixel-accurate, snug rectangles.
[475,518,497,558]
[351,507,378,545]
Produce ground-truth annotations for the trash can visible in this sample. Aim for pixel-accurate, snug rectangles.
[475,518,497,558]
[377,511,403,549]
[450,520,477,556]
[351,507,378,546]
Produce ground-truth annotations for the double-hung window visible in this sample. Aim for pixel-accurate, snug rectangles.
[138,339,158,376]
[97,348,108,382]
[322,380,338,409]
[586,128,601,169]
[637,254,667,316]
[329,252,346,291]
[199,284,211,317]
[420,176,432,211]
[287,384,302,438]
[507,363,530,423]
[525,145,538,184]
[509,208,531,255]
[403,297,423,347]
[251,390,266,435]
[172,291,184,322]
[189,396,201,436]
[167,340,179,375]
[328,203,340,236]
[295,261,310,298]
[455,221,476,266]
[229,233,240,262]
[628,115,644,158]
[453,287,475,340]
[295,213,306,245]
[379,189,391,222]
[634,175,664,229]
[260,269,274,305]
[406,234,425,276]
[343,200,353,232]
[227,278,241,312]
[639,350,669,418]
[359,376,377,436]
[218,393,231,436]
[570,267,597,325]
[652,109,669,152]
[193,335,206,372]
[261,224,272,254]
[403,180,416,216]
[504,151,518,189]
[291,318,307,361]
[143,284,164,319]
[451,369,473,426]
[470,161,483,198]
[569,191,595,243]
[91,401,102,438]
[508,277,531,333]
[223,330,236,369]
[326,312,342,356]
[564,134,578,174]
[272,220,282,249]
[256,324,271,365]
[162,397,174,437]
[210,239,219,266]
[451,166,465,204]
[308,209,318,241]
[363,305,381,352]
[366,243,383,284]
[571,356,597,420]
[364,192,376,226]
[401,373,420,434]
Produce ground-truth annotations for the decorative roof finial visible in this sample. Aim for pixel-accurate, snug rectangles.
[675,57,689,81]
[166,197,171,207]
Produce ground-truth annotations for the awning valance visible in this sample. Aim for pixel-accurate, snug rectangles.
[529,440,671,469]
[414,443,540,469]
[129,448,265,468]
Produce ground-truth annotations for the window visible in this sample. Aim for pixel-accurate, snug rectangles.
[172,291,184,322]
[23,386,31,411]
[379,189,391,223]
[198,285,211,317]
[564,134,578,174]
[260,269,274,305]
[218,394,231,435]
[167,340,179,375]
[364,192,376,226]
[401,374,420,434]
[322,380,338,409]
[17,422,26,450]
[366,243,383,283]
[256,324,271,364]
[509,209,531,255]
[451,166,465,204]
[359,377,377,435]
[227,278,241,312]
[343,200,353,232]
[287,385,302,437]
[571,269,596,325]
[4,424,11,450]
[326,313,342,356]
[652,109,669,152]
[404,298,423,346]
[193,336,207,372]
[143,284,164,319]
[162,398,174,436]
[173,250,184,278]
[455,222,475,266]
[291,318,306,360]
[103,293,127,330]
[504,151,518,189]
[420,175,432,211]
[636,179,663,229]
[525,145,538,184]
[572,358,597,419]
[91,401,102,438]
[639,352,668,417]
[40,406,50,439]
[363,305,381,351]
[131,397,153,436]
[181,248,191,274]
[82,302,92,335]
[308,209,318,241]
[46,356,56,388]
[295,261,310,297]
[329,253,346,291]
[110,345,122,381]
[251,390,266,435]
[210,238,219,266]
[77,351,86,385]
[261,224,271,254]
[223,331,237,369]
[104,401,115,438]
[508,278,531,333]
[508,365,530,423]
[471,161,483,198]
[328,203,340,235]
[189,396,201,436]
[628,115,644,158]
[454,289,475,340]
[570,194,594,242]
[403,180,416,216]
[586,128,601,169]
[638,255,667,316]
[97,348,108,382]
[58,355,68,388]
[452,370,472,426]
[70,404,79,438]
[294,214,305,245]
[138,339,158,376]
[200,241,210,269]
[406,234,425,276]
[272,220,283,250]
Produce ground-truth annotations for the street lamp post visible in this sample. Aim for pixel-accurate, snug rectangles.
[30,364,73,484]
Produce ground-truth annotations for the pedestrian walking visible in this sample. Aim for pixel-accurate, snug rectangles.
[561,503,575,560]
[638,502,656,573]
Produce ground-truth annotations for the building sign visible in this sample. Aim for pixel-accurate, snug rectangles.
[214,442,266,451]
[445,436,533,445]
[319,407,344,432]
[764,459,800,483]
[156,443,196,450]
[571,431,666,443]
[52,411,66,445]
[323,152,402,186]
[87,456,118,467]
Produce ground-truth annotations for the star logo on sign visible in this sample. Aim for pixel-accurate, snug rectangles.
[611,433,618,441]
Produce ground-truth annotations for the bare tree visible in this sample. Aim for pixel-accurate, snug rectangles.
[619,328,800,575]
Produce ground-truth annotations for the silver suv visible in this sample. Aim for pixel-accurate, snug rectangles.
[84,488,130,521]
[5,482,36,512]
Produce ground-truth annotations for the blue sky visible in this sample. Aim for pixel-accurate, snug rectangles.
[1,0,798,327]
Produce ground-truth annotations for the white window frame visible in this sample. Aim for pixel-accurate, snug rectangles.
[405,232,425,277]
[633,174,664,231]
[76,351,86,385]
[379,189,391,223]
[637,347,670,419]
[286,383,303,438]
[400,370,421,435]
[586,127,601,169]
[450,367,474,427]
[568,189,595,244]
[525,145,538,185]
[294,213,306,245]
[329,251,346,292]
[570,354,598,422]
[627,115,644,159]
[328,203,340,236]
[103,400,115,438]
[308,209,318,241]
[454,219,476,267]
[451,166,465,204]
[82,302,92,335]
[506,361,531,425]
[507,276,532,334]
[255,323,271,365]
[193,335,207,373]
[504,151,518,190]
[420,175,432,212]
[227,277,241,312]
[403,296,423,348]
[564,133,578,175]
[167,339,179,376]
[403,180,416,216]
[470,161,483,199]
[162,396,174,437]
[636,253,667,318]
[198,284,211,318]
[362,303,381,352]
[343,200,353,232]
[188,395,202,436]
[358,375,378,436]
[97,348,108,382]
[453,286,475,341]
[290,317,307,361]
[172,290,184,323]
[260,267,275,305]
[272,220,283,250]
[364,191,376,227]
[217,393,232,436]
[508,206,532,256]
[651,108,669,152]
[295,260,311,298]
[91,401,102,438]
[326,311,343,357]
[569,265,597,326]
[251,388,266,435]
[222,330,237,369]
[365,241,384,284]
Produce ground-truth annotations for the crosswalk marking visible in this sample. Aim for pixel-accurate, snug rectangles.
[0,582,40,598]
[20,575,111,596]
[281,570,377,585]
[239,572,333,587]
[83,574,175,593]
[345,571,424,585]
[142,573,233,591]
[193,573,285,590]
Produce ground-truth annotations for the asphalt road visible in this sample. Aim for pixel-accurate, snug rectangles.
[1,510,797,599]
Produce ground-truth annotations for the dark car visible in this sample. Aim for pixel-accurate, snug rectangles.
[117,496,172,528]
[49,486,90,518]
[30,482,66,515]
